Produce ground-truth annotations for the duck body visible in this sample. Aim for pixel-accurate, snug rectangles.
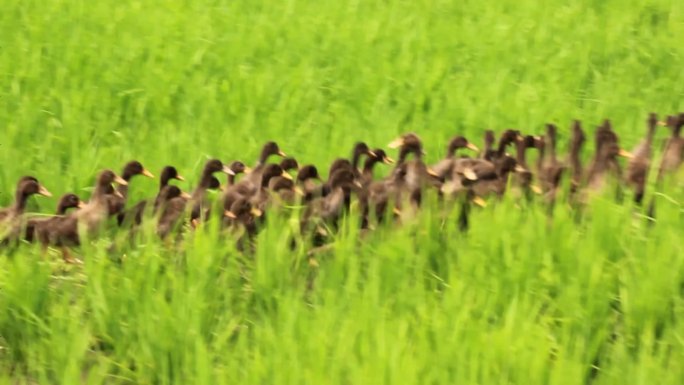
[626,113,657,203]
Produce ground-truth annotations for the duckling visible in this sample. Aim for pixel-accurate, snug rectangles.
[586,121,633,192]
[626,113,658,204]
[108,161,154,218]
[190,159,235,225]
[468,155,523,199]
[118,165,185,226]
[0,177,52,244]
[431,136,479,180]
[156,185,192,239]
[657,113,683,181]
[568,120,586,197]
[25,193,84,243]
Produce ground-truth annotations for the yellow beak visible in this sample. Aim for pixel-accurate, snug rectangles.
[224,210,237,219]
[250,207,263,217]
[243,166,253,174]
[388,138,404,149]
[278,150,287,157]
[472,196,487,207]
[77,200,86,209]
[281,171,293,181]
[175,174,186,181]
[114,175,128,186]
[618,149,634,159]
[38,185,53,197]
[466,143,480,152]
[383,156,395,165]
[142,169,155,178]
[222,165,236,176]
[181,192,192,200]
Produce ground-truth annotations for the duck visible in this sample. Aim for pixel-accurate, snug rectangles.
[156,185,192,239]
[225,161,250,187]
[491,129,521,161]
[301,168,361,237]
[268,176,303,207]
[248,164,292,212]
[455,155,523,200]
[657,113,683,181]
[586,120,633,192]
[224,197,263,252]
[0,177,52,244]
[279,157,299,175]
[366,162,409,224]
[118,165,185,226]
[0,176,52,223]
[25,193,84,243]
[190,159,236,225]
[356,148,395,228]
[108,160,155,218]
[482,130,497,161]
[222,163,292,215]
[241,141,287,186]
[626,113,658,204]
[539,124,566,201]
[511,134,539,198]
[388,133,439,208]
[431,136,479,180]
[568,120,586,197]
[42,170,126,263]
[295,165,325,204]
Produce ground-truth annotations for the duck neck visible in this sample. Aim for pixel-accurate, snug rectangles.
[362,157,379,179]
[515,141,528,168]
[352,149,363,170]
[56,202,70,215]
[159,174,171,191]
[398,148,421,164]
[13,190,30,213]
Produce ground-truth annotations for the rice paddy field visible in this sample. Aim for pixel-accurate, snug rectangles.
[1,0,684,383]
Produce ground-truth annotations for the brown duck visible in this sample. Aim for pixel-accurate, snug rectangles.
[657,113,683,181]
[626,113,658,204]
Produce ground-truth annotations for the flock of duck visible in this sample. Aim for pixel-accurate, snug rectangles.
[1,113,682,263]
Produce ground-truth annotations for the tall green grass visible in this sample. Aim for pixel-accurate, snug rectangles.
[1,0,683,383]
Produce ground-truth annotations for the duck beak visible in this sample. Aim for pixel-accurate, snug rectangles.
[388,138,404,149]
[514,165,527,173]
[531,185,543,194]
[113,189,124,199]
[463,168,478,181]
[277,150,287,157]
[37,185,53,197]
[294,187,305,196]
[367,150,377,157]
[222,165,236,175]
[657,121,667,126]
[243,166,253,174]
[472,196,487,207]
[426,168,439,178]
[224,210,237,219]
[250,207,263,217]
[382,156,395,165]
[353,180,363,189]
[466,143,480,152]
[77,200,87,209]
[618,149,634,159]
[181,192,192,199]
[142,169,155,178]
[114,175,128,186]
[282,171,293,181]
[175,174,186,181]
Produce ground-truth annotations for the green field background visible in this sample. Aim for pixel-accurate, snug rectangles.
[1,0,683,384]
